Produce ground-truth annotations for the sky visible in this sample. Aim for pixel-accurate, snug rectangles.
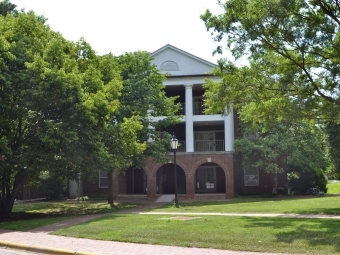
[12,0,230,64]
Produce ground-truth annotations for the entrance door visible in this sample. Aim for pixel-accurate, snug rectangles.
[157,164,186,194]
[196,167,216,192]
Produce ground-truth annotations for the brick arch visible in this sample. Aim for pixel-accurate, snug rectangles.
[148,158,190,179]
[190,157,232,181]
[142,157,189,198]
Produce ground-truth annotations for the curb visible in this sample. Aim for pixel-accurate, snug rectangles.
[0,240,101,255]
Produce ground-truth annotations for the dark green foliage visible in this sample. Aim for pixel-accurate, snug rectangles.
[202,0,340,125]
[114,51,180,165]
[288,165,328,195]
[0,10,122,213]
[0,0,16,16]
[36,172,66,199]
[326,121,340,176]
[235,121,328,195]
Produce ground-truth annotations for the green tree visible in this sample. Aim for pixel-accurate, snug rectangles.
[0,10,122,213]
[99,51,179,205]
[0,0,16,16]
[201,0,340,176]
[326,121,340,178]
[115,51,179,162]
[0,10,69,213]
[201,0,340,122]
[235,121,328,195]
[287,122,329,194]
[235,122,294,194]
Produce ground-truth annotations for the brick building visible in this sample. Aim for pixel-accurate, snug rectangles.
[75,45,287,200]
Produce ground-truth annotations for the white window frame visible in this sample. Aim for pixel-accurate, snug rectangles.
[244,166,259,186]
[99,169,109,188]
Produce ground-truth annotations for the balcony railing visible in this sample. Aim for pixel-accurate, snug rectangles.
[175,102,211,115]
[169,141,186,152]
[169,140,225,152]
[195,140,225,152]
[194,102,208,115]
[175,103,185,116]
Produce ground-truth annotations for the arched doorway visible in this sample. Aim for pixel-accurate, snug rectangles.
[195,163,225,193]
[125,168,147,194]
[157,164,186,194]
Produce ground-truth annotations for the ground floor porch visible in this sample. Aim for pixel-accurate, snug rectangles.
[81,153,234,200]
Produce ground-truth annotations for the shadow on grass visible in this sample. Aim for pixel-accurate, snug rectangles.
[155,195,340,215]
[243,216,340,253]
[8,201,139,221]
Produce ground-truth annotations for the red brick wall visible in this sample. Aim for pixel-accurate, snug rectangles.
[83,179,108,198]
[234,154,287,195]
[143,153,234,199]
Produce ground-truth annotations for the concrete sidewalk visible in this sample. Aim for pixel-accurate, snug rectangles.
[0,201,333,255]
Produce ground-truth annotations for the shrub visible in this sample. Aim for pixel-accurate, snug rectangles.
[36,171,67,199]
[288,164,328,194]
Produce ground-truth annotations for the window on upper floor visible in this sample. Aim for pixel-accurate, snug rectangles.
[160,60,179,71]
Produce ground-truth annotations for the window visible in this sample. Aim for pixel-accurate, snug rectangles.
[244,166,259,186]
[99,170,109,188]
[160,60,179,71]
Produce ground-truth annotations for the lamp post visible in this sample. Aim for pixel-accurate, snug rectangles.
[170,133,179,207]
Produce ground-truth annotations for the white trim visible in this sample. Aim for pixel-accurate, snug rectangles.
[151,44,217,67]
[185,84,194,152]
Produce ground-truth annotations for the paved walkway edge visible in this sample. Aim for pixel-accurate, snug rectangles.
[0,240,99,255]
[139,212,340,219]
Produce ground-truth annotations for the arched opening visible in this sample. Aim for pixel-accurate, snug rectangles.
[157,163,186,194]
[195,163,225,193]
[125,168,147,194]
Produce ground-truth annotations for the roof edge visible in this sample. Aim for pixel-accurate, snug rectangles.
[151,44,217,67]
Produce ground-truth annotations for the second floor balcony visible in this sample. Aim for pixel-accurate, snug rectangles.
[170,140,225,153]
[175,102,209,116]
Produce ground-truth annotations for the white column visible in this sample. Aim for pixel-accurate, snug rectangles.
[224,109,234,151]
[185,84,194,152]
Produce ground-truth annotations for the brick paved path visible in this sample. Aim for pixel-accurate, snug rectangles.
[0,229,300,255]
[0,201,330,255]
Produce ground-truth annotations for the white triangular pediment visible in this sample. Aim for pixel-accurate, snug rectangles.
[151,44,216,76]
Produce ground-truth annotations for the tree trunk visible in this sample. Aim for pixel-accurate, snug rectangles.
[272,171,278,195]
[107,172,114,205]
[0,168,25,214]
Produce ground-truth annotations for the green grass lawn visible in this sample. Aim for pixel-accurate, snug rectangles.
[151,195,340,215]
[53,194,340,254]
[3,191,340,254]
[0,200,138,231]
[0,216,72,231]
[327,181,340,195]
[53,214,340,255]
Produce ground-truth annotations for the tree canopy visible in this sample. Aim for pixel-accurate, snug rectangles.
[0,0,16,16]
[0,2,179,211]
[235,121,328,194]
[201,0,340,124]
[0,9,124,212]
[201,0,336,181]
[100,51,179,204]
